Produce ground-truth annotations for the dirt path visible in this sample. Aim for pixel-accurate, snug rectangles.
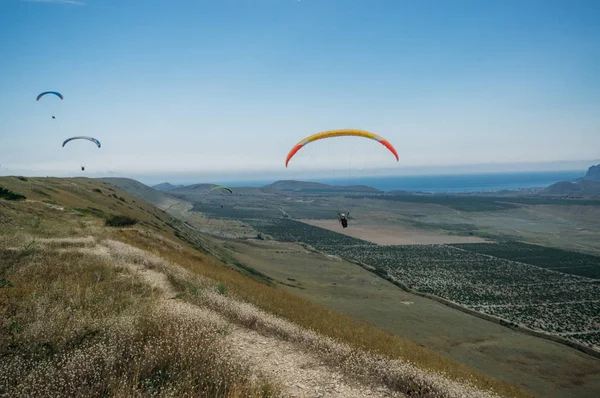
[230,327,401,398]
[92,239,403,398]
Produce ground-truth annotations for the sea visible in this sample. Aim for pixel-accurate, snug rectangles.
[226,170,585,193]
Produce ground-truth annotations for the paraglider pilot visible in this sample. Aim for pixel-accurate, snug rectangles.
[338,212,350,228]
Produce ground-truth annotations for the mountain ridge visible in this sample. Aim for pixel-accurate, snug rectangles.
[152,182,185,191]
[545,164,600,195]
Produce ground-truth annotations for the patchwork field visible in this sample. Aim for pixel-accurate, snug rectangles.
[451,242,600,279]
[299,219,488,245]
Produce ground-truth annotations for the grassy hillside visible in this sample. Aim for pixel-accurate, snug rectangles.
[0,176,529,397]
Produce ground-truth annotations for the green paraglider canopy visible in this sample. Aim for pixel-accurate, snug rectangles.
[209,185,233,194]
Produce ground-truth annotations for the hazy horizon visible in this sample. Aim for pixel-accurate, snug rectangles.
[1,0,599,177]
[29,159,594,187]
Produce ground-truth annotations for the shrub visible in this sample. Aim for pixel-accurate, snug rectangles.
[217,283,227,296]
[105,215,137,227]
[0,187,26,201]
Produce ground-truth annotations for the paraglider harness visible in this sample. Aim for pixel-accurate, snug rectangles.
[338,212,349,228]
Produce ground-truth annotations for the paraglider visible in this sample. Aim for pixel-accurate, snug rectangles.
[209,185,233,194]
[62,136,101,148]
[37,91,63,119]
[209,185,232,207]
[338,212,350,228]
[285,129,399,167]
[36,92,64,101]
[62,137,101,172]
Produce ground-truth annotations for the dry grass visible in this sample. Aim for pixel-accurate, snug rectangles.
[0,237,277,397]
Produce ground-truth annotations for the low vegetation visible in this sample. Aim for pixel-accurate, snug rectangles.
[0,187,26,201]
[105,214,137,227]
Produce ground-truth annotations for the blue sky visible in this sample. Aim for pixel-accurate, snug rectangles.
[1,0,599,182]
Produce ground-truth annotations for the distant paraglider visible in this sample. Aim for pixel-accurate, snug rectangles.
[209,185,233,194]
[36,92,64,101]
[62,136,101,148]
[37,91,63,119]
[62,137,101,172]
[285,129,399,167]
[209,185,232,208]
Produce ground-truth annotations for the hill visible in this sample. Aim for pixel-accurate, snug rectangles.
[0,176,520,398]
[171,184,267,196]
[582,164,600,181]
[544,164,600,195]
[98,177,179,208]
[546,179,600,195]
[152,182,185,191]
[170,183,215,192]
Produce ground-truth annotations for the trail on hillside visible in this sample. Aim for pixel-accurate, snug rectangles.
[88,239,403,397]
[50,235,502,398]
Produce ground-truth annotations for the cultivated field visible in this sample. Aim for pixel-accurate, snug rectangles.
[299,219,488,245]
[452,242,600,279]
[333,244,600,351]
[236,217,600,355]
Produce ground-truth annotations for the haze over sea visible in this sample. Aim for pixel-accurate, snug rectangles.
[224,170,585,193]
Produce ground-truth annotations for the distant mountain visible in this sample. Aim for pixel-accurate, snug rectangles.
[152,182,184,191]
[545,179,600,195]
[544,165,600,195]
[170,183,215,193]
[98,177,179,208]
[582,164,600,182]
[263,180,382,194]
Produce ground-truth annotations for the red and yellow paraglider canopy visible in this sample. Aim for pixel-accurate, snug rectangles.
[285,129,399,167]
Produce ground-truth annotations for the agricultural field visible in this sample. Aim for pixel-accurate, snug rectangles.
[186,191,600,355]
[348,194,600,212]
[245,218,374,249]
[229,216,600,354]
[451,242,600,279]
[192,201,282,219]
[325,244,600,353]
[300,219,488,245]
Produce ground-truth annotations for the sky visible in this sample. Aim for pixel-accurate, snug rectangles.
[1,0,599,183]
